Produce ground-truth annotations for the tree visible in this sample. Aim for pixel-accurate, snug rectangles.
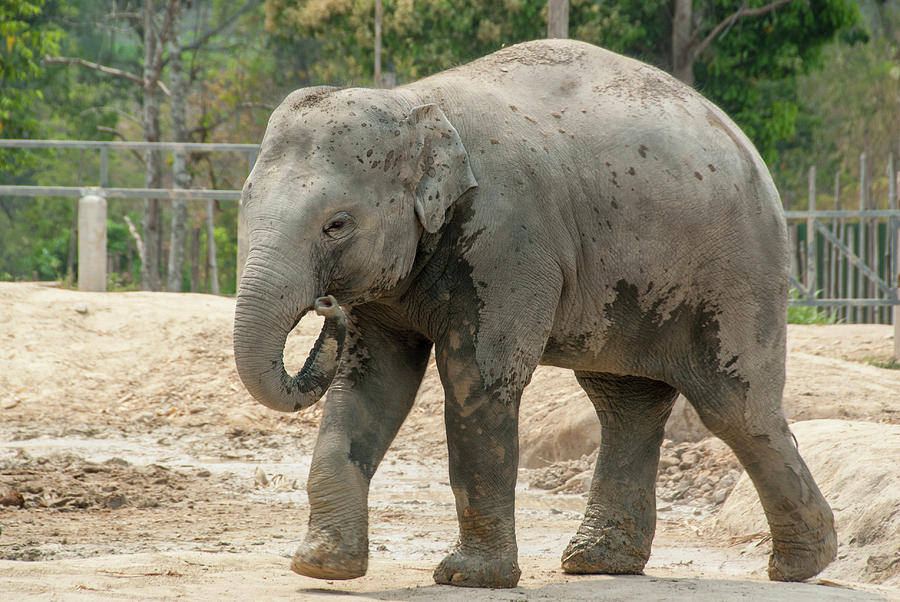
[265,0,859,165]
[42,0,267,291]
[0,0,61,167]
[44,0,180,290]
[570,0,860,164]
[264,0,545,83]
[773,0,900,204]
[167,3,189,292]
[671,0,792,86]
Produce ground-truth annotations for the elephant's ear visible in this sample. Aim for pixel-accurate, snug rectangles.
[401,104,477,234]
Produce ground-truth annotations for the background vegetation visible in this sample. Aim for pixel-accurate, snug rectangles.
[0,0,896,295]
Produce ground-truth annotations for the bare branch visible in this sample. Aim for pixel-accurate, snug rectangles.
[175,0,257,60]
[79,106,141,124]
[151,0,181,74]
[108,11,141,20]
[189,102,274,140]
[96,125,127,139]
[43,56,172,96]
[689,0,793,63]
[44,55,143,85]
[96,127,147,166]
[124,215,146,265]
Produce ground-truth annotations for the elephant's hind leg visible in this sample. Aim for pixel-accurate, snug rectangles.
[562,373,678,575]
[683,371,836,582]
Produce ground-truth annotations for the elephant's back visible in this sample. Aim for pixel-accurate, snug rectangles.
[404,39,777,206]
[400,39,782,239]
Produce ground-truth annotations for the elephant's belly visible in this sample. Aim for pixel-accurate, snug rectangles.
[539,335,620,373]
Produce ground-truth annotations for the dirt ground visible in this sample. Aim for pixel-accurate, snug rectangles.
[1,282,898,600]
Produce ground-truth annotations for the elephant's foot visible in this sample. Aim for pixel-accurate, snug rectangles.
[768,521,837,581]
[561,519,651,575]
[433,545,521,588]
[290,526,368,580]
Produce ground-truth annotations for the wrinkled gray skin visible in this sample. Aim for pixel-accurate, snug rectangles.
[233,40,836,588]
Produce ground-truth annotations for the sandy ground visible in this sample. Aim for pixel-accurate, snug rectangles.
[0,282,898,600]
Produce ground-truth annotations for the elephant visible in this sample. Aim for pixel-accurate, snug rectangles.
[233,39,836,589]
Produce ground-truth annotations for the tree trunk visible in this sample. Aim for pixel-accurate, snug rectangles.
[672,0,695,85]
[374,0,382,88]
[167,8,189,292]
[67,200,78,284]
[141,0,163,291]
[547,0,569,39]
[206,199,219,294]
[190,227,201,292]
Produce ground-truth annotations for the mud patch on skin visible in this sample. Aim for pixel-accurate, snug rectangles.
[594,66,691,107]
[491,40,586,67]
[290,87,339,111]
[597,280,750,403]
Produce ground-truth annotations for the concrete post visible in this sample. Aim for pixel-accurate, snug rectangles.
[77,194,107,292]
[547,0,569,38]
[807,166,817,297]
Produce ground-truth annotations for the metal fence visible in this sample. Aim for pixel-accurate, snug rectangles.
[784,165,900,322]
[0,139,257,199]
[2,140,899,333]
[0,139,259,291]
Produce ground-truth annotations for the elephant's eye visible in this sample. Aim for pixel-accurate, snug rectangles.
[325,219,345,232]
[323,212,353,238]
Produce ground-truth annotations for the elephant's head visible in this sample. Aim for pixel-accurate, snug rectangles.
[233,86,477,412]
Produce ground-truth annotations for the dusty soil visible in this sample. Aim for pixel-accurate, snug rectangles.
[1,282,898,600]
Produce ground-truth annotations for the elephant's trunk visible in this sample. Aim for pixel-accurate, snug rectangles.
[233,266,346,413]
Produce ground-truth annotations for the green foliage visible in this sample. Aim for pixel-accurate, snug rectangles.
[694,0,860,165]
[0,0,62,171]
[774,0,900,205]
[265,0,859,169]
[864,356,900,369]
[0,195,74,281]
[787,289,839,324]
[787,303,840,324]
[265,0,542,83]
[0,0,874,296]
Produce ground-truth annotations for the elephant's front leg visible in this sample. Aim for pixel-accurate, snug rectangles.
[432,337,524,589]
[291,316,431,580]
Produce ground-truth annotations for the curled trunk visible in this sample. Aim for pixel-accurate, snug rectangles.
[234,284,346,412]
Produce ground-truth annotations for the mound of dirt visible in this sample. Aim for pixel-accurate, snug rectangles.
[528,437,742,513]
[0,282,326,436]
[714,420,900,586]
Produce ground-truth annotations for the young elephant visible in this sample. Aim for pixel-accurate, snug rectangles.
[233,39,836,588]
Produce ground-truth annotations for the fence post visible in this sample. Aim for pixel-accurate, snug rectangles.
[807,166,817,298]
[858,153,867,323]
[206,198,219,295]
[832,172,840,320]
[99,147,109,188]
[893,172,899,360]
[77,194,107,292]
